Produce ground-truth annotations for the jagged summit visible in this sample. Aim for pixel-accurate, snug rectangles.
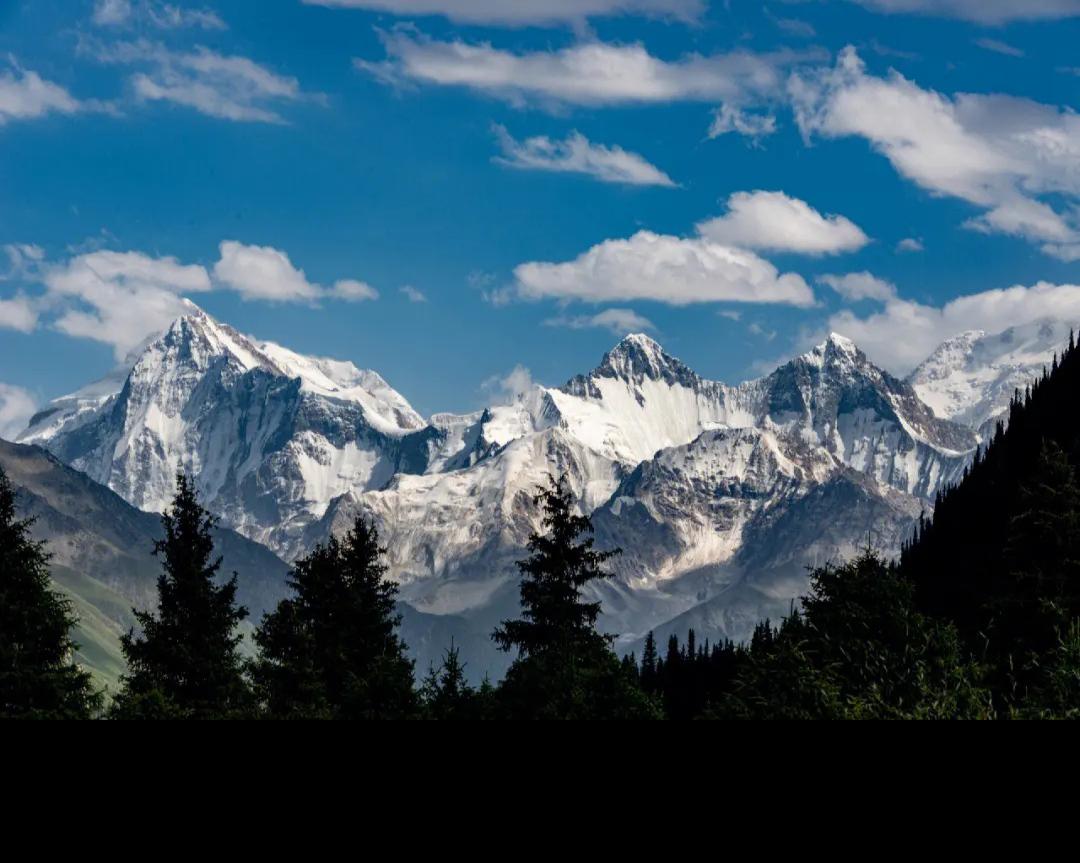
[572,332,700,391]
[799,332,864,368]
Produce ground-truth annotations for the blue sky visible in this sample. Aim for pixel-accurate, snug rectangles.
[3,0,1080,431]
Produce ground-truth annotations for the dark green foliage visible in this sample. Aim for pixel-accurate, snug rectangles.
[109,474,250,719]
[0,466,99,719]
[1012,620,1080,719]
[420,642,494,720]
[252,516,416,719]
[901,331,1080,709]
[637,630,742,719]
[494,477,660,719]
[721,552,991,719]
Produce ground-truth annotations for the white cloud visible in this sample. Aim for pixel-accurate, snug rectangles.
[0,294,38,332]
[2,244,45,279]
[358,31,809,110]
[332,279,379,301]
[481,364,535,404]
[0,383,36,441]
[830,281,1080,374]
[43,250,211,357]
[975,38,1024,58]
[399,285,427,303]
[790,47,1080,255]
[896,237,924,252]
[303,0,702,26]
[696,191,869,255]
[818,271,897,302]
[544,307,656,335]
[93,0,226,30]
[0,62,82,125]
[851,1,1080,24]
[19,243,375,357]
[493,126,675,187]
[86,39,308,123]
[707,104,778,140]
[213,241,377,304]
[213,241,321,302]
[512,230,814,307]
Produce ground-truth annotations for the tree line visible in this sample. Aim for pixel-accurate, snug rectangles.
[6,330,1080,719]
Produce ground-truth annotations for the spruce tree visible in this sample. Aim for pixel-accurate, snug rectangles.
[252,516,416,719]
[493,477,659,719]
[640,631,659,693]
[110,474,250,719]
[994,439,1080,688]
[721,552,990,720]
[420,642,490,720]
[0,466,99,719]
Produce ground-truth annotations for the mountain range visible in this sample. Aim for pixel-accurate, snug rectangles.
[12,305,1070,679]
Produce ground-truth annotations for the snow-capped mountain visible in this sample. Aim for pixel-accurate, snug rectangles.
[295,331,977,645]
[20,302,427,552]
[22,303,1061,669]
[908,319,1071,440]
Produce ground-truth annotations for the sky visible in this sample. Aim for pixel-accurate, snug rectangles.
[3,0,1080,433]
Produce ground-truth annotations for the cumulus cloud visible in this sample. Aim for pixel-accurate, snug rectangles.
[358,30,811,110]
[896,237,924,252]
[93,0,226,30]
[696,191,869,255]
[544,307,656,335]
[84,39,309,123]
[0,62,83,125]
[303,0,701,26]
[790,47,1080,256]
[493,126,675,187]
[830,281,1080,374]
[0,294,39,333]
[818,271,897,302]
[42,250,211,357]
[851,0,1080,24]
[511,230,814,307]
[0,383,36,441]
[15,243,376,356]
[213,241,377,303]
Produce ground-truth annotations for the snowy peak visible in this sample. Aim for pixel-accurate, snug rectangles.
[574,333,701,392]
[909,318,1072,436]
[797,332,865,372]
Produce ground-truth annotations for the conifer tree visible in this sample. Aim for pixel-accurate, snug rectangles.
[494,477,659,719]
[252,516,416,719]
[420,642,493,720]
[0,466,99,719]
[993,439,1080,685]
[110,474,250,719]
[722,552,990,719]
[640,631,659,693]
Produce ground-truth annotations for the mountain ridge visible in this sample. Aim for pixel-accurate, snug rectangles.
[14,304,1066,668]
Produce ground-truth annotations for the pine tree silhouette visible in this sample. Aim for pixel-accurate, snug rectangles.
[110,474,250,719]
[252,516,416,719]
[0,466,99,719]
[493,476,658,719]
